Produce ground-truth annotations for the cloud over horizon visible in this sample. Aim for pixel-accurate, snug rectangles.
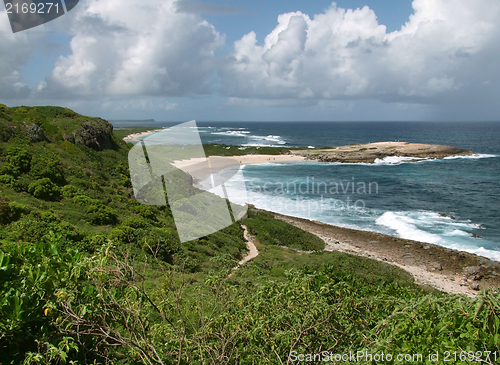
[1,0,500,120]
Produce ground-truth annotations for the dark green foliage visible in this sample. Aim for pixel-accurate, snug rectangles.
[0,174,13,185]
[30,154,65,185]
[0,195,12,224]
[11,175,32,192]
[133,204,158,220]
[85,204,118,225]
[244,208,325,251]
[4,211,86,248]
[8,201,30,221]
[122,216,150,229]
[28,178,61,200]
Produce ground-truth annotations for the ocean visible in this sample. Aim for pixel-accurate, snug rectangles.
[123,121,500,262]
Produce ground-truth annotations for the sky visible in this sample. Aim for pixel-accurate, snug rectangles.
[1,0,500,122]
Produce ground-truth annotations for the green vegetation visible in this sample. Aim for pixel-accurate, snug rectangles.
[244,208,325,251]
[203,143,309,157]
[0,104,498,364]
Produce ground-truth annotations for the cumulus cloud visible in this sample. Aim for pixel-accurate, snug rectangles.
[40,0,223,98]
[222,0,500,114]
[2,0,500,120]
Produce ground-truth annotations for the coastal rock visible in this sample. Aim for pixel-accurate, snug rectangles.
[26,124,47,142]
[463,266,481,278]
[292,141,474,164]
[65,119,114,151]
[431,263,443,271]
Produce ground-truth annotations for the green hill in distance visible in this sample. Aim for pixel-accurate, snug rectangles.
[0,105,498,364]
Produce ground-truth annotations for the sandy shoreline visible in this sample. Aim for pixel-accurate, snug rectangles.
[123,128,164,142]
[172,154,306,169]
[267,211,500,297]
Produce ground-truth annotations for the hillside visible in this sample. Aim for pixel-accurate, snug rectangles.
[0,105,498,364]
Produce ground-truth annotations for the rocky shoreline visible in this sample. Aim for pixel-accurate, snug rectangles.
[269,210,500,297]
[290,141,474,163]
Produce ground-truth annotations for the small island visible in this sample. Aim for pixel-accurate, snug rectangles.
[289,141,474,163]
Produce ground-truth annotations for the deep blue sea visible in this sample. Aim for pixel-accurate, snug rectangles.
[121,121,500,261]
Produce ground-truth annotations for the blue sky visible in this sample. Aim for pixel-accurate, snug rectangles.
[1,0,500,121]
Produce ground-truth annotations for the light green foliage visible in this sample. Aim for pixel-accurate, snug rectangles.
[72,194,99,206]
[61,184,84,198]
[2,147,32,176]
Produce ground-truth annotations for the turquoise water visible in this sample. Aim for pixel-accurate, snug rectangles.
[124,121,500,261]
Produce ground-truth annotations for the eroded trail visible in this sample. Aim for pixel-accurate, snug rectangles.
[228,225,259,277]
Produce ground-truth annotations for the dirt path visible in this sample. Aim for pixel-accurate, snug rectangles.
[238,225,259,265]
[228,225,259,277]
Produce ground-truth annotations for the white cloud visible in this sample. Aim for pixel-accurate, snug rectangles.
[222,0,500,114]
[2,0,500,120]
[41,0,223,97]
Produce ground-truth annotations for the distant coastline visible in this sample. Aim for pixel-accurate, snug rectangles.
[110,119,157,124]
[122,128,164,142]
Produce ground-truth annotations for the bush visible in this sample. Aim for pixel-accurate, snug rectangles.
[3,147,32,176]
[28,178,61,200]
[0,174,13,185]
[61,185,84,198]
[73,194,99,206]
[9,201,30,221]
[4,212,85,245]
[86,204,117,225]
[121,216,150,229]
[132,205,158,221]
[11,176,32,192]
[244,209,325,251]
[0,195,12,224]
[31,156,65,185]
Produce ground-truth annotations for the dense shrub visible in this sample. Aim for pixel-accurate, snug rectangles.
[2,147,32,176]
[61,184,84,198]
[31,155,65,185]
[86,204,118,225]
[0,174,13,185]
[8,201,30,221]
[121,216,150,229]
[11,176,32,192]
[133,204,158,220]
[28,178,61,200]
[0,195,12,224]
[4,212,85,246]
[72,194,99,206]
